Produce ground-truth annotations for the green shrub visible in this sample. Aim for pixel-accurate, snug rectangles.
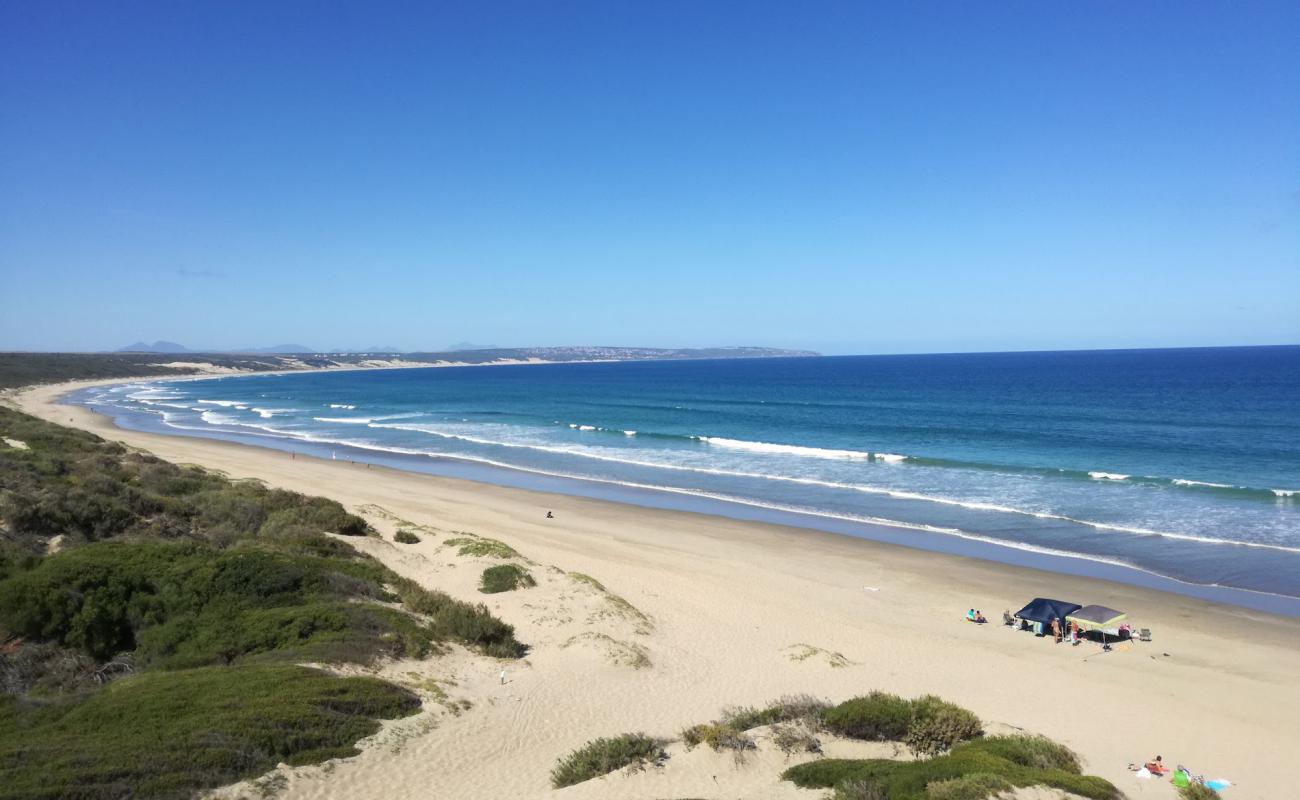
[782,736,1120,800]
[904,695,983,757]
[1178,784,1219,800]
[479,564,536,593]
[550,733,666,788]
[925,772,1013,800]
[786,759,884,789]
[392,577,524,658]
[823,692,914,741]
[394,529,421,544]
[0,664,419,800]
[978,734,1079,772]
[0,541,433,667]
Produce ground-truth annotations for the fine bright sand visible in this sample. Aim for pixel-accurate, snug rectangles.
[12,380,1300,800]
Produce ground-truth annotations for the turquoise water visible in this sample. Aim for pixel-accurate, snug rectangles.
[74,346,1300,608]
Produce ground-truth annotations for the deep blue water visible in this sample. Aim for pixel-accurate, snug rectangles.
[73,346,1300,607]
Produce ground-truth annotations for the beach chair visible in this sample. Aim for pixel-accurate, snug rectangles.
[1139,628,1152,642]
[1002,611,1016,628]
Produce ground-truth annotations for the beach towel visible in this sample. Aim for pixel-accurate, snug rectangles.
[1134,767,1152,779]
[1172,771,1191,788]
[1206,779,1232,791]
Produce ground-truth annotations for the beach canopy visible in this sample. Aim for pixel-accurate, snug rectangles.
[1066,605,1127,630]
[1013,598,1082,625]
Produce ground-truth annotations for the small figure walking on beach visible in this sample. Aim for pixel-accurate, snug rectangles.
[499,669,507,685]
[546,510,553,519]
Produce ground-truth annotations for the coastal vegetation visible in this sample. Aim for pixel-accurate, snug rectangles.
[394,529,421,544]
[0,346,819,391]
[550,733,667,788]
[783,734,1119,799]
[682,695,829,755]
[0,404,523,796]
[822,692,983,756]
[0,665,418,800]
[479,564,536,593]
[549,692,1116,799]
[444,535,520,559]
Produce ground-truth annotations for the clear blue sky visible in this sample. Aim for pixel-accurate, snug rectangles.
[2,2,1297,354]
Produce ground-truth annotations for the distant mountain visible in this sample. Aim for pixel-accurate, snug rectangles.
[232,345,316,354]
[445,342,500,351]
[117,341,191,353]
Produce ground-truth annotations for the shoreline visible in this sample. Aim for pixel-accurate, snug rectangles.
[56,372,1300,616]
[9,377,1300,798]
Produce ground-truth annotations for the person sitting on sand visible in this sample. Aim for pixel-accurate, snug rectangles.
[1145,756,1167,774]
[974,610,987,623]
[967,608,976,621]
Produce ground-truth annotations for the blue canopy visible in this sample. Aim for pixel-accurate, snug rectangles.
[1014,598,1082,625]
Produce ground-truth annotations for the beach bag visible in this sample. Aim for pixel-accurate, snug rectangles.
[1172,771,1191,788]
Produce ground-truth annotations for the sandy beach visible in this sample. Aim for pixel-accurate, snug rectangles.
[10,378,1300,800]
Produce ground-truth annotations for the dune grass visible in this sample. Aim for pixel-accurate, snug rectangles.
[550,733,667,788]
[394,529,421,544]
[683,695,829,754]
[444,536,519,559]
[479,564,536,593]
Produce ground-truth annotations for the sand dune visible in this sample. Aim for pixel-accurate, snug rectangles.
[12,380,1299,800]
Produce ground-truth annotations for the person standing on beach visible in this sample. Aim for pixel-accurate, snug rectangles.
[1050,617,1063,643]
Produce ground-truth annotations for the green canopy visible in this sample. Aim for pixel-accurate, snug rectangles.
[1066,604,1127,630]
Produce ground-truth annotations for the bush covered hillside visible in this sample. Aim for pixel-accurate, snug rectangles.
[0,405,523,798]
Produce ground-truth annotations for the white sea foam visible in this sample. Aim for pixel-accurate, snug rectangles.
[1172,479,1235,489]
[172,425,1202,583]
[1089,471,1130,481]
[198,399,245,407]
[624,430,637,436]
[199,410,239,426]
[251,407,297,419]
[313,413,422,425]
[703,437,875,460]
[327,404,356,409]
[874,453,908,463]
[365,422,1300,554]
[1274,489,1297,498]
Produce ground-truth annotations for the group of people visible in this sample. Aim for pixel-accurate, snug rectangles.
[965,608,988,623]
[1048,616,1082,645]
[1126,756,1226,790]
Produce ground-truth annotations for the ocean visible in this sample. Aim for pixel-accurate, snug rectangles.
[71,346,1300,612]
